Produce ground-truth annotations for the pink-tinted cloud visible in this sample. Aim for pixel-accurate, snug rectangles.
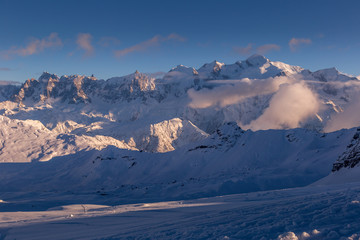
[114,33,186,57]
[289,38,312,52]
[0,80,21,85]
[317,33,325,39]
[234,44,253,56]
[98,36,121,47]
[0,33,62,59]
[166,33,186,42]
[0,67,11,71]
[256,44,280,54]
[234,43,280,56]
[76,33,94,57]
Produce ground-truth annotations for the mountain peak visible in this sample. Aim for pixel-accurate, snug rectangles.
[39,72,59,82]
[198,60,224,74]
[246,54,269,66]
[210,60,225,68]
[313,67,358,82]
[169,65,198,75]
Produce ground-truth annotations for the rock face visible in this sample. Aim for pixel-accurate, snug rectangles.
[13,73,96,104]
[0,84,19,101]
[2,55,355,132]
[332,128,360,172]
[6,54,360,108]
[4,55,308,106]
[12,71,161,105]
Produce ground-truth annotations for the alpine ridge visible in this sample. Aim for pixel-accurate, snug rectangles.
[1,55,360,240]
[0,55,360,198]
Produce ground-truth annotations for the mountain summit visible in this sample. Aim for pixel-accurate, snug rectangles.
[0,55,359,138]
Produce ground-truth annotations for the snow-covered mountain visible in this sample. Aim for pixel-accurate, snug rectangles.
[0,122,356,200]
[3,54,358,135]
[0,55,360,199]
[314,128,360,185]
[2,56,360,239]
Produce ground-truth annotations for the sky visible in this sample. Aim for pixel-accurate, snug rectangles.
[0,0,360,83]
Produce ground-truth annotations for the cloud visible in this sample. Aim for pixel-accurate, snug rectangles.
[188,77,320,131]
[289,38,312,52]
[324,101,360,132]
[323,83,360,132]
[0,80,21,85]
[76,33,94,57]
[243,82,320,130]
[166,33,186,42]
[145,71,167,78]
[256,44,280,54]
[0,67,11,71]
[98,37,121,47]
[234,44,253,56]
[317,33,325,39]
[234,43,280,56]
[0,33,62,59]
[188,76,292,109]
[114,33,186,57]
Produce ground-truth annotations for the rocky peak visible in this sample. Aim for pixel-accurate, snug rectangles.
[332,128,360,171]
[39,72,59,82]
[13,73,95,104]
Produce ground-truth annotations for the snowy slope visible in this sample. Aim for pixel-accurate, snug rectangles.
[1,183,360,240]
[314,128,360,185]
[0,115,135,162]
[0,123,355,201]
[0,56,360,239]
[0,56,359,178]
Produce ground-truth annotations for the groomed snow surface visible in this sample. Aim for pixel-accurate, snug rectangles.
[1,183,360,239]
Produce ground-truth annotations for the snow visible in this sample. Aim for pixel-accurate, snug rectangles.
[246,54,269,66]
[312,68,359,82]
[1,183,360,239]
[0,125,355,200]
[1,56,360,239]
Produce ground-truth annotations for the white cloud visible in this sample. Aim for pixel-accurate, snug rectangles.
[188,77,320,131]
[188,77,292,109]
[243,82,320,130]
[324,90,360,132]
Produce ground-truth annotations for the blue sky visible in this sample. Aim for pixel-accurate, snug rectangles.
[0,0,359,82]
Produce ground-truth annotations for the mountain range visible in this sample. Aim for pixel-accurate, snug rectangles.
[0,54,360,200]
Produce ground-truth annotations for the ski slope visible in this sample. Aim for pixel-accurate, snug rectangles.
[1,183,360,240]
